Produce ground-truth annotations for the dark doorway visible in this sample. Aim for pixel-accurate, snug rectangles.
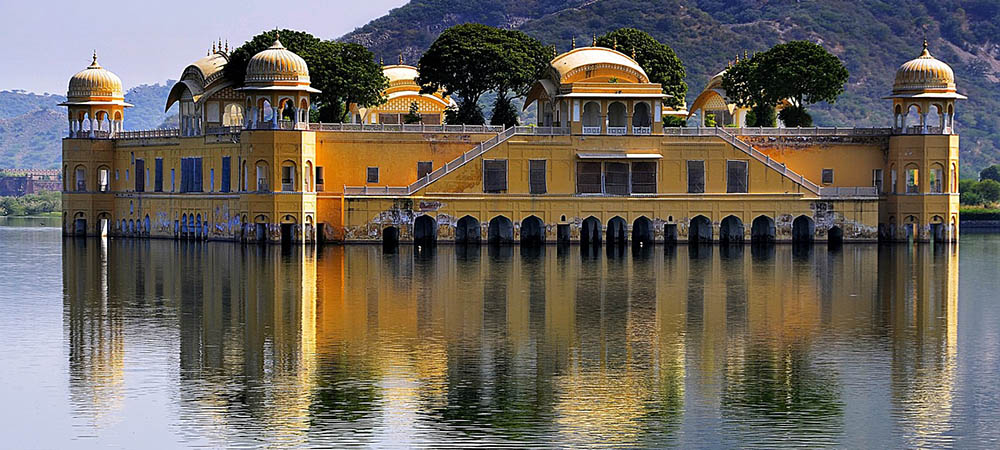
[719,216,744,245]
[664,223,678,246]
[751,216,776,244]
[557,224,571,246]
[383,226,399,252]
[792,215,815,244]
[607,216,627,247]
[520,216,544,247]
[829,226,844,246]
[280,223,294,245]
[688,216,712,245]
[456,216,481,245]
[581,216,602,247]
[488,216,514,245]
[631,217,653,248]
[414,215,437,246]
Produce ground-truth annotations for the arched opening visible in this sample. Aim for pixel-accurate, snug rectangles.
[750,215,776,244]
[903,104,920,134]
[304,161,313,192]
[127,219,134,236]
[71,212,87,236]
[582,102,601,133]
[414,215,437,246]
[688,215,712,245]
[144,215,151,236]
[930,163,944,193]
[188,214,196,239]
[631,216,653,247]
[455,215,481,245]
[951,163,958,193]
[927,104,943,133]
[180,213,188,235]
[299,98,310,124]
[719,215,744,245]
[259,98,273,124]
[905,163,920,194]
[255,160,270,192]
[488,216,514,245]
[520,215,544,247]
[632,102,651,133]
[383,226,400,250]
[195,214,202,239]
[97,166,110,192]
[581,216,602,246]
[280,215,297,245]
[223,103,244,127]
[74,164,87,192]
[606,216,627,246]
[254,215,268,243]
[792,215,815,243]
[280,160,297,192]
[905,216,919,242]
[607,102,627,134]
[279,98,295,123]
[828,226,844,246]
[894,104,902,130]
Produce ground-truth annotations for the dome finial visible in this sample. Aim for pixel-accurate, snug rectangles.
[399,53,404,65]
[225,40,229,53]
[592,34,597,47]
[571,36,576,49]
[921,38,931,57]
[89,50,100,68]
[379,55,384,66]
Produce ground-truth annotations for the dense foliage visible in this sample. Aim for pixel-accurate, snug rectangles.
[418,24,549,125]
[596,28,687,108]
[722,41,848,127]
[959,178,1000,206]
[959,207,1000,221]
[227,29,387,122]
[0,190,60,216]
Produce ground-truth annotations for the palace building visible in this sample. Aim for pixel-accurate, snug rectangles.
[62,39,962,245]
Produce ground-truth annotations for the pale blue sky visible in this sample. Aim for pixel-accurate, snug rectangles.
[1,0,408,94]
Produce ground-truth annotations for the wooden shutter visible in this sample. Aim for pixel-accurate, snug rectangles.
[822,168,834,184]
[727,160,748,193]
[687,160,705,193]
[154,158,163,192]
[367,167,379,183]
[605,162,629,195]
[483,160,507,192]
[529,160,546,194]
[631,161,657,194]
[135,159,145,192]
[220,157,230,193]
[193,158,203,192]
[417,161,433,179]
[576,162,603,193]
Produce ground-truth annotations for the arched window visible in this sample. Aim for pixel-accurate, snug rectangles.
[930,163,944,193]
[607,102,627,134]
[905,163,920,194]
[223,103,244,127]
[582,101,601,133]
[890,164,898,194]
[927,104,942,133]
[903,104,920,134]
[255,160,270,192]
[280,160,296,192]
[894,104,902,129]
[97,166,110,192]
[74,165,87,192]
[632,102,651,133]
[304,161,313,192]
[299,99,309,124]
[951,163,958,193]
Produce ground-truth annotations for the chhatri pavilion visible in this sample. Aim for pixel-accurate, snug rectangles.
[61,38,962,245]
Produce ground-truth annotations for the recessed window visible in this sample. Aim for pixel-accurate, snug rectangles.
[417,161,433,179]
[727,160,748,193]
[529,160,546,194]
[315,166,325,191]
[576,162,602,194]
[822,168,834,185]
[367,167,379,184]
[631,161,657,194]
[872,169,883,192]
[483,160,507,193]
[687,160,705,194]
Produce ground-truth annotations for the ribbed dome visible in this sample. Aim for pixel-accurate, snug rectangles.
[244,38,310,84]
[893,41,956,93]
[67,53,124,99]
[551,47,649,84]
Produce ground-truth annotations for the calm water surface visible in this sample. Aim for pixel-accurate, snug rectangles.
[1,226,999,448]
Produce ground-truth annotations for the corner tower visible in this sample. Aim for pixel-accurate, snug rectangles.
[884,41,964,243]
[59,52,132,138]
[239,37,320,130]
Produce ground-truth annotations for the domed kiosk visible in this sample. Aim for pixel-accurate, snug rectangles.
[165,42,246,136]
[239,37,320,130]
[351,60,455,125]
[524,44,667,135]
[887,40,966,134]
[59,52,132,138]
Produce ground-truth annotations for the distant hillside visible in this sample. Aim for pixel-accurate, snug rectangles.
[0,82,174,170]
[343,0,1000,176]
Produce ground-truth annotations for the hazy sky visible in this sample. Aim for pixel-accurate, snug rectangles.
[1,0,408,94]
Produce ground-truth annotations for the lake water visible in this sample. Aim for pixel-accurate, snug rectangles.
[1,225,999,448]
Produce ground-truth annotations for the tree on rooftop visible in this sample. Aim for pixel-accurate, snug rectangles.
[722,41,848,127]
[489,30,550,127]
[226,29,387,123]
[596,28,687,109]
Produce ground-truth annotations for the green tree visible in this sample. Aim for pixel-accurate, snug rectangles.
[973,179,1000,203]
[746,104,777,127]
[980,164,1000,183]
[226,29,387,123]
[490,30,550,127]
[403,101,423,124]
[722,41,848,126]
[420,24,548,126]
[596,28,687,108]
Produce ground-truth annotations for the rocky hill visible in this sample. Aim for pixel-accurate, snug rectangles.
[0,83,175,169]
[342,0,1000,176]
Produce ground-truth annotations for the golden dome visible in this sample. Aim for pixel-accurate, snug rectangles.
[67,53,124,99]
[893,41,956,94]
[382,65,419,87]
[244,38,310,85]
[551,47,649,84]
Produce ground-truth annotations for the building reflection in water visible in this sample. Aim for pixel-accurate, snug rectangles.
[63,241,959,446]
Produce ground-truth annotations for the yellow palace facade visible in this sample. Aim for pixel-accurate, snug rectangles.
[62,39,962,245]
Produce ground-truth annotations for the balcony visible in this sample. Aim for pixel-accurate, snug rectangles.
[607,127,627,136]
[633,127,651,135]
